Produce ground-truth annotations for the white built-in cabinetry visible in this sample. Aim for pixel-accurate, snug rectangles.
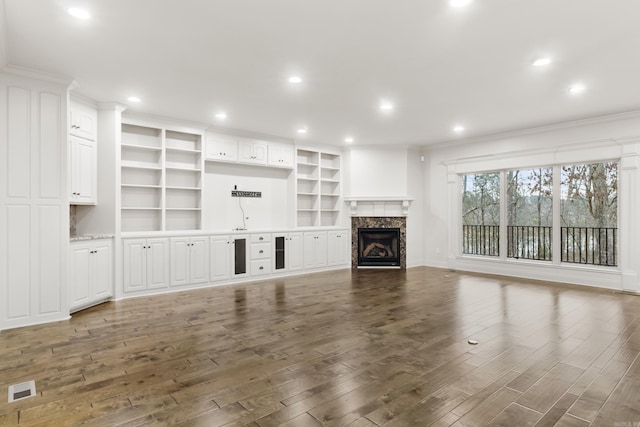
[238,139,268,166]
[250,233,272,276]
[170,236,209,287]
[328,231,350,266]
[210,235,231,281]
[272,232,304,273]
[205,133,238,162]
[296,148,341,227]
[122,238,170,292]
[205,132,294,170]
[69,239,112,312]
[121,229,348,297]
[120,122,203,232]
[303,231,328,269]
[69,100,97,204]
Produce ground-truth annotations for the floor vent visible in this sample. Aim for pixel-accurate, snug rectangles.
[8,380,36,403]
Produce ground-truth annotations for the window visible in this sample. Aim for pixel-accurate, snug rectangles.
[461,173,500,256]
[460,161,618,267]
[560,162,618,266]
[506,168,553,261]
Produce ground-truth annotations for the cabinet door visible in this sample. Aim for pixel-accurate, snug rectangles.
[303,233,318,269]
[210,235,231,281]
[315,232,328,267]
[70,243,91,308]
[70,102,97,140]
[238,139,254,163]
[288,233,304,271]
[252,142,268,164]
[171,238,191,287]
[238,139,267,165]
[123,239,147,292]
[75,138,96,204]
[206,134,237,161]
[190,237,209,284]
[93,242,113,299]
[328,231,339,266]
[147,238,170,289]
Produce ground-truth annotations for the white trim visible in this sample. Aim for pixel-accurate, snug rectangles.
[344,196,414,216]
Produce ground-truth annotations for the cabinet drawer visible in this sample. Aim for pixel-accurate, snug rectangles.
[251,259,271,276]
[251,233,270,243]
[251,242,271,259]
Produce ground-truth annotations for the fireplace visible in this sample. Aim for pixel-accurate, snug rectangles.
[351,217,407,269]
[358,228,400,266]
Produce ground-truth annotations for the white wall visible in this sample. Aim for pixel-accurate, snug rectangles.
[202,162,293,231]
[347,146,408,196]
[423,112,640,291]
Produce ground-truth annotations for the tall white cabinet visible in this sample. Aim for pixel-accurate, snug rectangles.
[69,100,97,204]
[0,70,70,331]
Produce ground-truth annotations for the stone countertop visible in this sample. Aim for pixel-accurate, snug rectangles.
[70,234,115,242]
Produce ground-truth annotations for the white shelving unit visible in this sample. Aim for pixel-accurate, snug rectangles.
[296,148,341,227]
[120,123,203,232]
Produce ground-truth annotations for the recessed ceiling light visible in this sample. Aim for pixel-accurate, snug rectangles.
[453,125,465,133]
[449,0,473,8]
[288,76,303,84]
[379,102,394,112]
[127,96,141,103]
[344,137,354,144]
[568,83,586,95]
[215,112,227,120]
[68,8,90,20]
[532,57,552,67]
[297,128,308,134]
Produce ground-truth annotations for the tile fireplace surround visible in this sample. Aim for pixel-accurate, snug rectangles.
[351,216,407,269]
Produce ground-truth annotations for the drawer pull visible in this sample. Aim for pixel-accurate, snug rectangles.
[259,266,264,270]
[259,237,264,241]
[259,250,264,254]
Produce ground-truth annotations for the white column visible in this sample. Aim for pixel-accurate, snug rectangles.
[619,140,640,291]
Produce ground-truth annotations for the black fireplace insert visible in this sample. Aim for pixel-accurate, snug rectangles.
[357,227,401,266]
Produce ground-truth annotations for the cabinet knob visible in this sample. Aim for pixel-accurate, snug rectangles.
[259,237,264,241]
[259,266,264,270]
[259,250,263,254]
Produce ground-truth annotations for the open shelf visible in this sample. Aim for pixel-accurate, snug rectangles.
[296,148,341,227]
[120,123,203,232]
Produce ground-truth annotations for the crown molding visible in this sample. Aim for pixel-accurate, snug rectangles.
[1,64,75,87]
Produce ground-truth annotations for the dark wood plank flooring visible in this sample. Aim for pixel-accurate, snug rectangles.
[1,267,639,426]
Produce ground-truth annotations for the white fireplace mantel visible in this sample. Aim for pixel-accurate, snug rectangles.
[344,196,414,217]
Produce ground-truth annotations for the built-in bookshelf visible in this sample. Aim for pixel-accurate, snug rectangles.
[120,123,203,232]
[296,148,341,227]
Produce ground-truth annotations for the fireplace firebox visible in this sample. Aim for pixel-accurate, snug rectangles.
[357,228,401,267]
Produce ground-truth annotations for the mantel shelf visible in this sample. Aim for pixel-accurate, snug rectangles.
[344,196,414,217]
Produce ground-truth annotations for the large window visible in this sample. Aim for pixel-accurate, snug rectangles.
[506,168,553,261]
[460,161,618,267]
[461,173,500,256]
[560,162,618,266]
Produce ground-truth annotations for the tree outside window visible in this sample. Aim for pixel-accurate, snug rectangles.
[461,173,500,256]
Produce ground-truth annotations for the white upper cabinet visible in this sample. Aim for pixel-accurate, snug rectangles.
[268,143,294,169]
[205,133,238,162]
[69,100,97,141]
[69,100,97,205]
[69,136,97,204]
[238,138,268,165]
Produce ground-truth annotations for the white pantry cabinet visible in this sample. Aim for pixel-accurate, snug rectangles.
[123,238,170,293]
[170,236,209,287]
[303,231,328,269]
[69,240,113,312]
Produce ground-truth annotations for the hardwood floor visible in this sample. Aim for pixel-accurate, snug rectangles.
[1,267,639,426]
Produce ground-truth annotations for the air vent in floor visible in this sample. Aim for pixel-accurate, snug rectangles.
[8,380,36,403]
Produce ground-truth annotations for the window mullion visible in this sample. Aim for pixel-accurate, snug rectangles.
[552,164,561,265]
[499,170,507,260]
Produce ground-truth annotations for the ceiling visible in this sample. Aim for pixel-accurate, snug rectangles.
[2,0,640,147]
